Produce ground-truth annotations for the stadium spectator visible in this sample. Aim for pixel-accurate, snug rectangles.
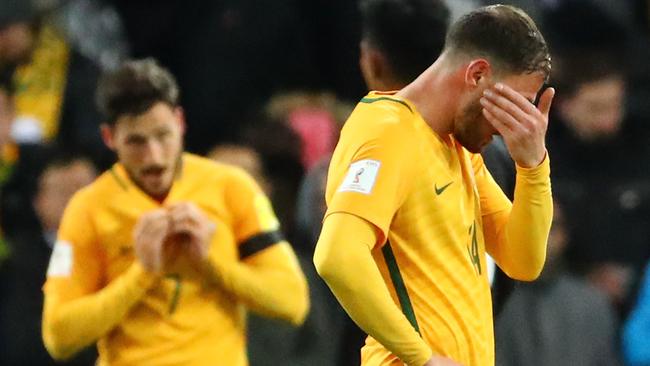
[495,202,621,366]
[0,0,109,167]
[543,1,650,315]
[0,151,98,365]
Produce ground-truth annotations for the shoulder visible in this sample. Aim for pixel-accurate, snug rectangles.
[183,153,258,187]
[344,94,417,138]
[64,182,98,216]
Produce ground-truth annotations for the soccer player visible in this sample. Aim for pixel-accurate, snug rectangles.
[41,59,309,366]
[314,5,554,366]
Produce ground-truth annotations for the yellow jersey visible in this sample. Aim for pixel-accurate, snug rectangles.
[325,92,513,366]
[43,153,304,366]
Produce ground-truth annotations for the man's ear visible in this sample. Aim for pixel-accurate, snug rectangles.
[360,40,390,90]
[464,59,492,89]
[174,106,186,135]
[100,124,115,150]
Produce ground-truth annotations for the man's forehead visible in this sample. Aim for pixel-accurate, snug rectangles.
[503,72,546,103]
[116,115,174,136]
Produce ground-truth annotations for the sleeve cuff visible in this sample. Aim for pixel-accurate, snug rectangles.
[515,151,550,183]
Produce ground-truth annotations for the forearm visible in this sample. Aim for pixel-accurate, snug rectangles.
[42,262,158,360]
[314,213,432,366]
[202,242,309,326]
[493,155,552,280]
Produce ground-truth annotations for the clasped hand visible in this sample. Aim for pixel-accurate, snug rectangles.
[133,202,216,273]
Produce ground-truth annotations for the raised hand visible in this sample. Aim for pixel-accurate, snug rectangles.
[480,82,555,168]
[133,209,170,273]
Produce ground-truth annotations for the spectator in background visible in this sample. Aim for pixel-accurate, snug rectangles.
[245,92,351,245]
[358,0,449,91]
[543,1,650,315]
[623,262,650,366]
[0,151,98,366]
[51,0,129,70]
[265,92,347,171]
[245,115,305,244]
[209,143,339,366]
[0,73,15,267]
[237,91,351,365]
[0,0,109,167]
[495,202,621,366]
[207,143,269,194]
[0,68,51,241]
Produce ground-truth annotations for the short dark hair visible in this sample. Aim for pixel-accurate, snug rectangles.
[360,0,450,84]
[96,58,179,125]
[445,5,551,79]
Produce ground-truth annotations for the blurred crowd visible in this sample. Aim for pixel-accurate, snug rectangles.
[0,0,649,365]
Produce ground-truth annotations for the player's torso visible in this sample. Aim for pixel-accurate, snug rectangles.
[333,100,494,366]
[377,135,493,365]
[91,154,246,366]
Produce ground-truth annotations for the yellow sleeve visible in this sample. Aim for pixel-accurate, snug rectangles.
[314,212,432,366]
[203,170,309,326]
[203,241,308,325]
[325,110,417,245]
[42,191,159,360]
[481,153,553,281]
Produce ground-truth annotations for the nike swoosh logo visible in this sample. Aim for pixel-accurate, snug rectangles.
[435,182,453,195]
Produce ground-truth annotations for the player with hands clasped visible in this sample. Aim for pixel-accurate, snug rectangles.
[42,59,308,366]
[314,5,554,366]
[133,203,217,274]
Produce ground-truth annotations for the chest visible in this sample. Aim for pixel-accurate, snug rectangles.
[403,140,480,228]
[92,191,237,281]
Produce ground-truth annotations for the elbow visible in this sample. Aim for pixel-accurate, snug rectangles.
[506,255,546,282]
[287,275,310,326]
[43,318,78,361]
[511,266,543,282]
[313,242,339,285]
[288,298,309,326]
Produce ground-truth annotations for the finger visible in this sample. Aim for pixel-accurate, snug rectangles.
[169,212,199,232]
[483,89,532,128]
[537,87,555,117]
[167,202,195,215]
[482,108,511,137]
[480,97,526,133]
[171,221,199,235]
[493,83,539,115]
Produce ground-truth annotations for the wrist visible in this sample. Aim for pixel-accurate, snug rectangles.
[130,261,162,288]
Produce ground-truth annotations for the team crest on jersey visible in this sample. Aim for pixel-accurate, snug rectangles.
[339,159,380,195]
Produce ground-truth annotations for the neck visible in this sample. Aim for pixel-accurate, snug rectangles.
[371,77,404,92]
[396,54,459,136]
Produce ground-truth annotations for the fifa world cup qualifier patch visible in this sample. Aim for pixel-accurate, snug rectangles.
[338,159,381,195]
[47,240,73,277]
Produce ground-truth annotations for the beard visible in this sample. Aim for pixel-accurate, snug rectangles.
[453,101,488,153]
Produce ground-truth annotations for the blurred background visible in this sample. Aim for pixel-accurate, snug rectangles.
[0,0,649,365]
